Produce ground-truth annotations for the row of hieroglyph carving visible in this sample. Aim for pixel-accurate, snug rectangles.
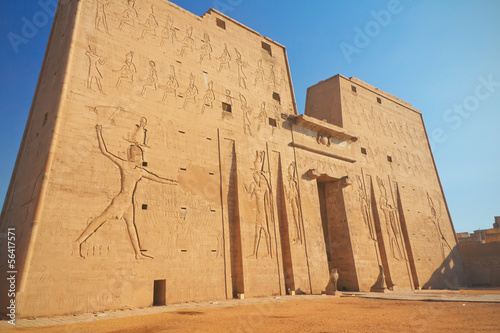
[360,140,429,179]
[343,97,427,151]
[89,1,289,91]
[85,44,287,96]
[86,43,289,137]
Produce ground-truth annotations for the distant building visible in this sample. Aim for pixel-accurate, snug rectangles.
[457,217,500,244]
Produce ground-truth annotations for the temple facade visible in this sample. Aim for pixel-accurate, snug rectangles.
[0,0,468,318]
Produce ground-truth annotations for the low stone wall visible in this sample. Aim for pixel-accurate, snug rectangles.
[460,243,500,287]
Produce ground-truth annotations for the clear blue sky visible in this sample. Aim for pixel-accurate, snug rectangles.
[1,0,499,233]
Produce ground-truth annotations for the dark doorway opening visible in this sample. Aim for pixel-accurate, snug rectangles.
[153,280,166,306]
[316,178,359,291]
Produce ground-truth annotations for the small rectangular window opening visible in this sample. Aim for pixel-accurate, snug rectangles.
[142,204,148,210]
[268,118,277,127]
[142,162,148,167]
[377,97,382,104]
[222,102,232,113]
[261,41,272,56]
[272,92,281,103]
[216,18,226,30]
[361,148,367,155]
[351,85,357,93]
[387,155,392,162]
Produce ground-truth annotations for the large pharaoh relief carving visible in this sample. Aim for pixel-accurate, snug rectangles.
[356,175,377,241]
[285,162,303,244]
[426,190,453,261]
[73,106,178,260]
[376,177,404,261]
[244,151,275,259]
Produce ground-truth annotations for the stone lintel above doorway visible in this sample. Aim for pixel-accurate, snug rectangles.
[307,169,352,187]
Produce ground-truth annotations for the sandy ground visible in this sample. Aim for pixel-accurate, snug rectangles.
[3,296,500,333]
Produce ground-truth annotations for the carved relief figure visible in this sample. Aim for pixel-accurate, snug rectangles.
[254,59,265,86]
[257,102,267,131]
[182,74,198,109]
[285,162,302,244]
[279,67,288,91]
[217,43,231,72]
[140,6,158,40]
[273,105,281,123]
[377,177,404,260]
[235,48,248,89]
[126,117,148,147]
[160,65,179,103]
[356,175,377,241]
[199,33,212,64]
[240,94,252,136]
[160,15,176,46]
[179,27,194,56]
[427,191,453,260]
[245,171,274,259]
[118,0,138,30]
[74,125,177,259]
[114,51,137,88]
[253,150,266,171]
[269,64,277,88]
[86,45,107,94]
[225,89,233,105]
[201,81,215,114]
[141,61,158,96]
[95,0,110,34]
